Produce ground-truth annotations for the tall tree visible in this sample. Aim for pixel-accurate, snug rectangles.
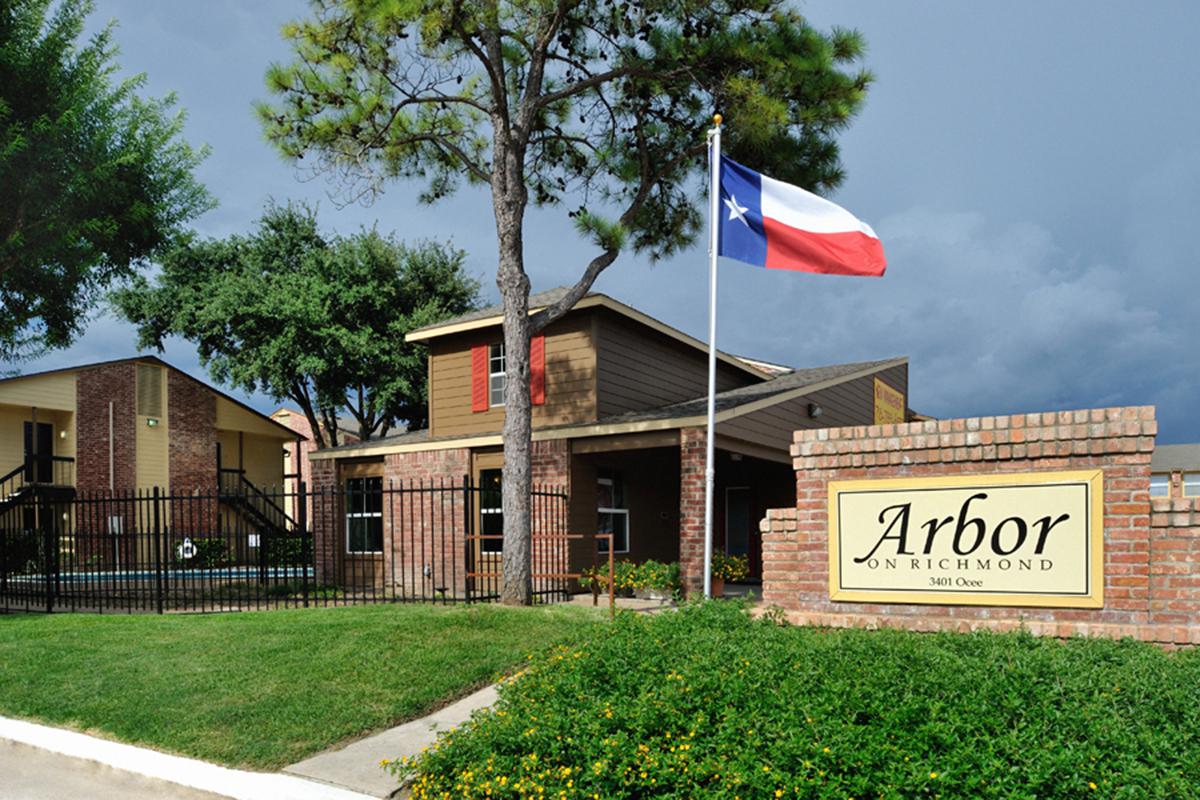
[0,0,211,360]
[112,203,480,447]
[260,0,873,603]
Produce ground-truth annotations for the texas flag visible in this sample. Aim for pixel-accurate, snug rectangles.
[718,158,886,277]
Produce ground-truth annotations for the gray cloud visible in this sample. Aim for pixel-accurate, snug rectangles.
[11,0,1199,443]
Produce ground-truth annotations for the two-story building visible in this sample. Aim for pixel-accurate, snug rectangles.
[0,356,300,567]
[310,287,910,594]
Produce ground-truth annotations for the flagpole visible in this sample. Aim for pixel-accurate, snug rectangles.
[703,114,723,600]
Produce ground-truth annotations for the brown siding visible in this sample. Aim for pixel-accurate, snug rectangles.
[716,363,909,453]
[428,313,597,437]
[595,309,756,418]
[569,447,681,575]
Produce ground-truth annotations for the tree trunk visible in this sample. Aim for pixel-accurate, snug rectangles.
[492,105,533,605]
[497,239,533,605]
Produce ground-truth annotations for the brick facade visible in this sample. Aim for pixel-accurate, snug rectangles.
[678,426,707,595]
[75,363,137,494]
[310,457,339,586]
[311,442,574,596]
[167,370,217,495]
[760,406,1200,645]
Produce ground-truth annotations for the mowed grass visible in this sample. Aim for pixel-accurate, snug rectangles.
[0,603,600,769]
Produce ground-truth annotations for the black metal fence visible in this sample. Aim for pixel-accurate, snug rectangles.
[0,478,585,614]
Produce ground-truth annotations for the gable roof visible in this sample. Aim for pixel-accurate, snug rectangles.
[311,355,907,459]
[405,286,775,381]
[0,356,300,440]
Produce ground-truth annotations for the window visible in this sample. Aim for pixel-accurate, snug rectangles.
[1185,473,1200,498]
[346,476,383,553]
[1150,474,1171,498]
[489,342,506,406]
[597,474,629,554]
[479,469,503,553]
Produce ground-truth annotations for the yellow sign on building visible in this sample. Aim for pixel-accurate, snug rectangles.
[828,470,1104,608]
[873,378,905,425]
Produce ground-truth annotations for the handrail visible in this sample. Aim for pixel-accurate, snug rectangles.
[238,474,298,531]
[218,470,298,533]
[0,455,75,498]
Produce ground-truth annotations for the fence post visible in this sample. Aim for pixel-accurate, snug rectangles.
[608,534,615,620]
[299,480,309,608]
[152,487,164,615]
[40,488,55,613]
[462,474,473,603]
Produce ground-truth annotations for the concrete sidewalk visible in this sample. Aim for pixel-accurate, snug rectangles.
[0,715,376,800]
[1,739,227,800]
[284,684,500,798]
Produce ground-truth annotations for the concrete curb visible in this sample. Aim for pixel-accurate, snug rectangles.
[0,715,378,800]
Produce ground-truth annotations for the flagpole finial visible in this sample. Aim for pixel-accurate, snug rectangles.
[713,113,723,126]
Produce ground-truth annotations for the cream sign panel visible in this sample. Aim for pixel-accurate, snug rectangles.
[829,470,1104,608]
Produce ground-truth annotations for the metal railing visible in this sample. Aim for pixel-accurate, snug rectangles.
[0,478,609,615]
[0,456,74,503]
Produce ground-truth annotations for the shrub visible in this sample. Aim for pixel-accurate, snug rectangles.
[395,602,1200,799]
[262,534,311,567]
[579,559,681,599]
[174,537,230,569]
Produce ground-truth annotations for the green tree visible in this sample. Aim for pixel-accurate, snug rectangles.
[0,0,211,360]
[112,203,480,447]
[260,0,873,603]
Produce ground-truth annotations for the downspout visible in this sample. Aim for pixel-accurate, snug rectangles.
[108,401,114,491]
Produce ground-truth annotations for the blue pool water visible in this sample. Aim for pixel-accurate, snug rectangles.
[8,566,314,584]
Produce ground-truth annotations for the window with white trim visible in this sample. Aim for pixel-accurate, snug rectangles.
[597,474,629,554]
[346,476,383,553]
[479,469,503,553]
[489,343,506,406]
[1185,473,1200,497]
[1150,473,1170,498]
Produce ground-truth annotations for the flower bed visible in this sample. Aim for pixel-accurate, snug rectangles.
[396,602,1200,798]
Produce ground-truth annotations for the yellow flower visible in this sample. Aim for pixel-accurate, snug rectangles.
[1089,782,1098,790]
[930,772,938,780]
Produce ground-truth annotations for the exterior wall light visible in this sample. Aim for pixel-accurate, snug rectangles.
[808,403,823,419]
[147,418,159,427]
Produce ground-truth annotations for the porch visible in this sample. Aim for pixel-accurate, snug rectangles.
[568,427,794,593]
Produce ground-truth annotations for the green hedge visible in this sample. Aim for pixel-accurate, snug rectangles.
[396,602,1200,799]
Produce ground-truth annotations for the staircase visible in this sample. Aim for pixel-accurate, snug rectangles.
[217,468,298,540]
[0,456,75,515]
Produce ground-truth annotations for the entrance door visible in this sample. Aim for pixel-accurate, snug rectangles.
[472,452,504,598]
[725,486,760,579]
[23,421,53,483]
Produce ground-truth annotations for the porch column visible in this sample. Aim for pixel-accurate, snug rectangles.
[679,426,707,596]
[309,457,338,586]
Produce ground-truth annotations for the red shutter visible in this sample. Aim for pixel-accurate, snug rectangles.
[471,344,489,412]
[530,334,546,406]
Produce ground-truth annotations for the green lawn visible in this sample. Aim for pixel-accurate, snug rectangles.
[0,602,600,769]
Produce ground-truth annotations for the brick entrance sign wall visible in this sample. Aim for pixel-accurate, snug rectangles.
[760,406,1200,645]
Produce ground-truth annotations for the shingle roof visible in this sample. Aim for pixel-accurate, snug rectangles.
[316,427,432,456]
[594,357,904,424]
[1152,443,1200,471]
[408,286,580,334]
